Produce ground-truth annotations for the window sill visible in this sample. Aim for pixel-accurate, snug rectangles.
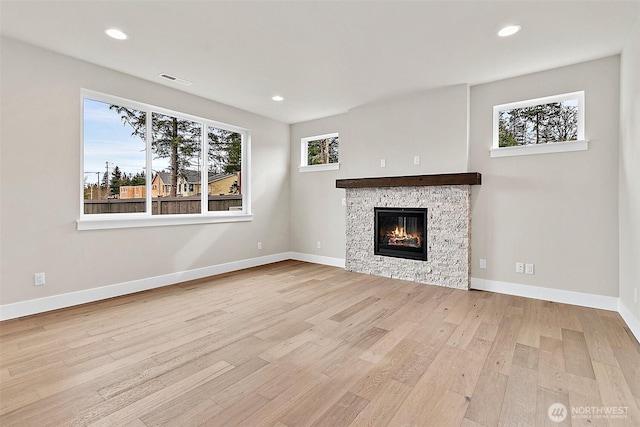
[490,140,589,158]
[77,212,253,231]
[299,163,340,173]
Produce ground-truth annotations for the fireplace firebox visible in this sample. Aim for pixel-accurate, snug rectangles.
[374,207,427,261]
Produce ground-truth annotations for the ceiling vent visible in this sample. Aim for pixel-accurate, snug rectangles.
[159,73,192,86]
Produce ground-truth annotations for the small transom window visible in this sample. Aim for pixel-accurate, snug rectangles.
[491,91,587,158]
[299,132,339,172]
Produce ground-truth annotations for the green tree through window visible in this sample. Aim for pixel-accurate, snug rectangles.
[306,136,339,165]
[498,101,578,147]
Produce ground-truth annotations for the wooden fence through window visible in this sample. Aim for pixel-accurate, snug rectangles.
[83,195,242,215]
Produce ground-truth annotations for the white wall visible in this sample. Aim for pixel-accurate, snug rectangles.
[289,85,469,259]
[0,37,290,306]
[289,113,349,259]
[342,85,470,178]
[619,17,640,321]
[469,56,620,297]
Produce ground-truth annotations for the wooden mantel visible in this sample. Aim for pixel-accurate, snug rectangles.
[335,172,481,189]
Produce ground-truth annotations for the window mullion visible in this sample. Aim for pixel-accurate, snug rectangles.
[202,123,208,214]
[242,132,249,214]
[145,110,153,215]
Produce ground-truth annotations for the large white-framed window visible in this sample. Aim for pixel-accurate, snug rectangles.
[491,91,587,158]
[79,89,251,230]
[299,132,340,172]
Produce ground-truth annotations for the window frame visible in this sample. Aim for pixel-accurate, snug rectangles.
[491,91,588,158]
[78,89,252,230]
[299,132,340,172]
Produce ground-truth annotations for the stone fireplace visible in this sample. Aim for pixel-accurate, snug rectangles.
[336,173,481,290]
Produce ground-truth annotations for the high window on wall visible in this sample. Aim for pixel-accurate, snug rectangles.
[491,91,587,158]
[299,132,339,172]
[79,90,251,230]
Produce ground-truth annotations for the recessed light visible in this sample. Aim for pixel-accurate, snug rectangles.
[498,25,521,37]
[105,28,128,40]
[272,95,284,102]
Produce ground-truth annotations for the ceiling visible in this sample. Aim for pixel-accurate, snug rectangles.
[1,0,639,124]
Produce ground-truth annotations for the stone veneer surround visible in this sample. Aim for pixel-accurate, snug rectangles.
[345,185,471,289]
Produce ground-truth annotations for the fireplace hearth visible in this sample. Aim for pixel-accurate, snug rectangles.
[374,207,427,261]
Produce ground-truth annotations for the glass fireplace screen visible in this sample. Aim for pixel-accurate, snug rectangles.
[374,207,428,261]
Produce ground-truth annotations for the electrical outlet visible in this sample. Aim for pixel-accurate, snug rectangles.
[380,159,386,168]
[525,263,535,275]
[414,155,420,165]
[479,259,487,269]
[257,242,262,250]
[316,241,321,249]
[516,262,524,274]
[341,198,346,206]
[34,272,45,286]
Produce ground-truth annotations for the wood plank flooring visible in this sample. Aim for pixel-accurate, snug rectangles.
[1,260,639,426]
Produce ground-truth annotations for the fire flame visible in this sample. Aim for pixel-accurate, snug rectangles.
[386,226,421,247]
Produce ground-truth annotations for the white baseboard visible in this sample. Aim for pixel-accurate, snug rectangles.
[471,277,618,311]
[0,252,292,321]
[288,252,346,268]
[471,277,639,343]
[618,300,640,344]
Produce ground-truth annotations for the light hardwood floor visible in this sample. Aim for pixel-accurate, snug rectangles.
[1,261,639,426]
